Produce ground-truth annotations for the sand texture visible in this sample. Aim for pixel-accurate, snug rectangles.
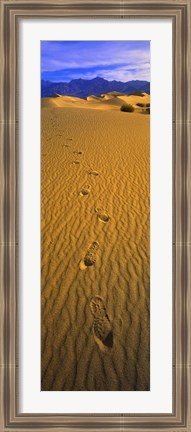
[41,93,150,391]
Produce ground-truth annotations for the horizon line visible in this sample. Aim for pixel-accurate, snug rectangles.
[41,76,150,84]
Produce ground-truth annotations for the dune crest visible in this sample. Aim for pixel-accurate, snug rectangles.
[42,92,150,112]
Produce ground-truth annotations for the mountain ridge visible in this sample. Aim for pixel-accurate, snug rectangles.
[41,77,150,98]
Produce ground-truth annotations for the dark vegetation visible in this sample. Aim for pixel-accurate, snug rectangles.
[129,91,145,97]
[120,104,134,113]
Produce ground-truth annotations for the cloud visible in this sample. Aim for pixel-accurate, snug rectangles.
[41,41,150,82]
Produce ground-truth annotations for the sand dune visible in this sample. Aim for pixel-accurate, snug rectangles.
[101,91,124,99]
[41,95,87,109]
[87,95,102,102]
[118,92,150,106]
[42,92,150,112]
[41,95,150,391]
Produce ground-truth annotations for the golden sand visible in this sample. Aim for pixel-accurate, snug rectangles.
[41,94,150,391]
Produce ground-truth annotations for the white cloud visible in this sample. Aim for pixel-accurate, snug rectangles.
[41,42,150,72]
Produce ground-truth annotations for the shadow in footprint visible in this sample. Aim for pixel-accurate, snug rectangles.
[88,170,99,177]
[79,241,99,270]
[79,184,91,196]
[72,160,80,165]
[90,296,113,352]
[95,206,110,223]
[73,151,82,155]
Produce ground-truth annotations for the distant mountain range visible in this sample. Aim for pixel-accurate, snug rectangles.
[41,77,150,98]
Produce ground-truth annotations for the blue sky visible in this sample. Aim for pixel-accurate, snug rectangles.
[41,41,150,83]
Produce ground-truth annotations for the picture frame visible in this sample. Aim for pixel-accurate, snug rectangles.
[0,0,190,430]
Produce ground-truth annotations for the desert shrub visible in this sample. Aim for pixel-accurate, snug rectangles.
[136,103,145,107]
[129,91,144,97]
[146,103,150,107]
[120,104,134,112]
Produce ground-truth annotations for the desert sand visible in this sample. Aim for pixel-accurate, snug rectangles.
[41,93,150,391]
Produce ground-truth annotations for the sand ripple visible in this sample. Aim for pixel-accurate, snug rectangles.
[41,106,150,391]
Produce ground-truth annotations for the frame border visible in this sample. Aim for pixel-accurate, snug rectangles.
[0,0,191,431]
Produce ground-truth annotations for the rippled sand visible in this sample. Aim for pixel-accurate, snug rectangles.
[41,95,150,391]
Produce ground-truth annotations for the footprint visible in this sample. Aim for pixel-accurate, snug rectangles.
[72,160,80,165]
[79,184,91,196]
[93,318,113,350]
[90,296,113,351]
[95,206,110,223]
[73,151,82,155]
[90,295,107,318]
[79,241,99,270]
[88,170,99,177]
